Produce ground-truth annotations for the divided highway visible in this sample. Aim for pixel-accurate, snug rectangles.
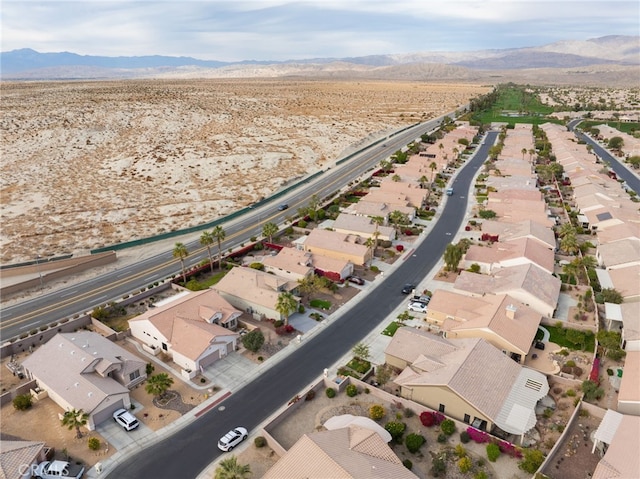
[0,116,446,339]
[105,131,499,479]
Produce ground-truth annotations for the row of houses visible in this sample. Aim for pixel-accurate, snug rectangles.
[536,122,640,479]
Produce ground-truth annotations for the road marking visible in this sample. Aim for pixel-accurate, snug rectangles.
[19,324,31,330]
[60,290,79,298]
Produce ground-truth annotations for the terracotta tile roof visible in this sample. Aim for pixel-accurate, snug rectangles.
[618,350,640,404]
[303,229,369,257]
[480,219,556,249]
[333,213,395,239]
[0,440,45,479]
[593,414,640,479]
[597,238,640,268]
[463,237,555,274]
[213,266,298,310]
[263,426,419,479]
[597,222,640,244]
[262,247,314,277]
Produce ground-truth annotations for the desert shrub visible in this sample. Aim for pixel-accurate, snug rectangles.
[519,448,545,473]
[467,427,491,443]
[254,436,267,448]
[404,408,415,418]
[458,456,473,473]
[566,388,576,397]
[305,389,316,401]
[454,444,467,458]
[405,433,426,453]
[384,421,406,443]
[431,456,447,477]
[12,394,32,411]
[402,459,413,470]
[273,320,284,328]
[437,433,448,443]
[565,360,576,368]
[345,384,358,397]
[460,431,471,443]
[88,437,100,451]
[297,220,307,228]
[474,472,488,479]
[146,363,155,375]
[419,411,444,427]
[241,329,265,352]
[325,387,336,398]
[249,262,264,270]
[369,404,385,420]
[440,419,456,436]
[486,443,501,462]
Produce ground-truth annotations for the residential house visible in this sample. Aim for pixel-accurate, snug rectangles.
[129,289,240,373]
[0,440,47,479]
[617,350,640,416]
[596,238,640,270]
[480,219,556,250]
[300,229,371,266]
[595,264,640,303]
[262,424,419,479]
[425,290,542,362]
[486,200,555,228]
[386,328,548,440]
[21,332,146,430]
[454,263,561,318]
[214,266,299,320]
[592,410,640,479]
[461,237,555,275]
[591,409,640,479]
[344,199,415,222]
[332,213,396,242]
[262,248,314,281]
[604,302,640,351]
[310,253,354,282]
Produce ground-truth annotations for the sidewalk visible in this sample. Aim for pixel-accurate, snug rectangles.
[89,141,486,479]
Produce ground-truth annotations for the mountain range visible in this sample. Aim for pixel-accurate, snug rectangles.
[2,35,639,85]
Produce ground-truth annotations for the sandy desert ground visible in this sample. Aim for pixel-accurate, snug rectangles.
[0,79,489,263]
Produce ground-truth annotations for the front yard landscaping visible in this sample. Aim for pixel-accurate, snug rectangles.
[382,321,402,337]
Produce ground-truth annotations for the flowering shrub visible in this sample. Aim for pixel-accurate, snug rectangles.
[396,244,404,252]
[419,411,445,427]
[275,324,295,335]
[466,427,491,444]
[499,440,523,458]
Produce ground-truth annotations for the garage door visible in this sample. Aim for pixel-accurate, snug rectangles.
[92,398,125,429]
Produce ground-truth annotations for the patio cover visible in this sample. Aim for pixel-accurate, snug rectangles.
[324,414,392,443]
[494,367,549,435]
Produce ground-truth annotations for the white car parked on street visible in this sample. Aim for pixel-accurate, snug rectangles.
[218,427,248,451]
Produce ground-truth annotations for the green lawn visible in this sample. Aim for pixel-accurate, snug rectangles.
[310,298,332,310]
[382,321,401,337]
[545,325,595,352]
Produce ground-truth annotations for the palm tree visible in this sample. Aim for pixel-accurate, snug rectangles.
[370,216,384,255]
[214,456,251,479]
[212,225,226,270]
[364,237,375,265]
[145,373,174,400]
[297,274,319,301]
[557,222,576,238]
[560,232,580,255]
[521,148,527,160]
[562,261,579,285]
[275,291,298,325]
[429,161,437,182]
[571,255,598,283]
[200,230,215,273]
[419,175,428,189]
[61,408,88,439]
[391,174,401,182]
[528,148,535,162]
[389,210,409,234]
[173,242,189,284]
[262,222,278,244]
[307,194,320,222]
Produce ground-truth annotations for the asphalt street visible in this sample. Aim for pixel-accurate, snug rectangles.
[104,131,498,479]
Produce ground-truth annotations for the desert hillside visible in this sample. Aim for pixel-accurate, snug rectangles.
[0,79,490,263]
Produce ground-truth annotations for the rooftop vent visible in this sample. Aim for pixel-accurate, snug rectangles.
[506,304,517,319]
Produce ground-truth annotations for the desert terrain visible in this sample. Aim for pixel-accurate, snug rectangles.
[0,80,489,264]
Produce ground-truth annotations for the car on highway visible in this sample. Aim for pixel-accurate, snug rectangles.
[401,283,415,294]
[277,203,289,211]
[407,301,428,313]
[113,408,140,431]
[218,426,248,451]
[347,275,365,285]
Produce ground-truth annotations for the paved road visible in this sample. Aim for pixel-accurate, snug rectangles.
[104,131,498,479]
[0,117,446,338]
[569,119,640,194]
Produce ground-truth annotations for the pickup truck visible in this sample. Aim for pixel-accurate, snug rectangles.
[34,460,85,479]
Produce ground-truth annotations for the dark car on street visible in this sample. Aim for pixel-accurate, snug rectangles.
[401,283,415,294]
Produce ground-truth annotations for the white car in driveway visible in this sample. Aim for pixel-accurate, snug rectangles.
[113,408,140,431]
[407,301,428,313]
[218,427,248,451]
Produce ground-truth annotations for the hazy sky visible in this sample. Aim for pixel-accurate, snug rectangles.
[2,0,638,61]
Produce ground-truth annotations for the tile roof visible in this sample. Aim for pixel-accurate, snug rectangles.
[0,440,45,479]
[303,229,369,257]
[593,413,640,479]
[21,332,140,414]
[262,425,419,479]
[333,213,395,239]
[392,331,547,434]
[213,266,298,310]
[464,237,555,274]
[597,238,640,268]
[480,219,556,249]
[262,247,314,277]
[618,350,640,404]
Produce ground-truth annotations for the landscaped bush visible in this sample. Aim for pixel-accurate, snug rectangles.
[437,433,448,443]
[325,387,336,398]
[486,443,501,462]
[405,433,426,453]
[275,324,295,335]
[440,419,456,436]
[12,394,32,411]
[384,421,406,443]
[345,384,358,397]
[305,390,316,401]
[499,440,522,458]
[404,408,414,418]
[419,411,445,427]
[519,448,545,473]
[297,220,307,228]
[88,437,101,451]
[369,404,386,420]
[467,427,491,443]
[431,456,447,477]
[403,459,413,470]
[458,456,473,473]
[460,431,470,443]
[254,436,267,448]
[347,358,371,374]
[241,329,265,353]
